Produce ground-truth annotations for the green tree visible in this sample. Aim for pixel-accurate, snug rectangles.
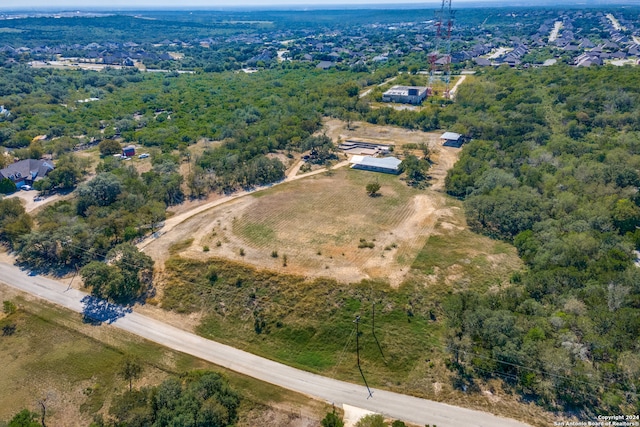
[400,154,430,188]
[77,172,122,213]
[0,198,33,248]
[120,355,143,392]
[109,371,240,427]
[321,411,345,427]
[366,179,381,197]
[80,243,153,304]
[0,177,17,194]
[611,198,640,234]
[98,139,122,156]
[8,409,40,427]
[356,414,388,427]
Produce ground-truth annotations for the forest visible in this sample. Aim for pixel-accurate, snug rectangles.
[443,65,640,413]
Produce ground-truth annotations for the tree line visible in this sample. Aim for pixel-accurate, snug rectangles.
[443,65,640,414]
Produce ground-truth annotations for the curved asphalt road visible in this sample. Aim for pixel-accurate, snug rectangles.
[0,262,531,427]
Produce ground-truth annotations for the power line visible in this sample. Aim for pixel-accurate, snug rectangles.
[371,302,386,364]
[54,240,637,400]
[354,315,373,399]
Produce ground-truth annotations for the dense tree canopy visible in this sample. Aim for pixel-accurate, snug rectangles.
[444,65,640,413]
[106,371,240,427]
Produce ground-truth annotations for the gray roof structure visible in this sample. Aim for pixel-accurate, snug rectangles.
[441,132,462,141]
[350,155,402,174]
[0,159,54,183]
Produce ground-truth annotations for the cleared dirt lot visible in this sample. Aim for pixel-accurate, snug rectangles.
[143,121,461,287]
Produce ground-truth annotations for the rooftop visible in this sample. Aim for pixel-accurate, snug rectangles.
[441,132,462,140]
[350,155,402,170]
[383,85,427,96]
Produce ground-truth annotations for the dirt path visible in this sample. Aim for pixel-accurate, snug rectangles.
[143,120,461,287]
[138,160,350,258]
[359,75,398,98]
[7,189,62,213]
[448,75,466,100]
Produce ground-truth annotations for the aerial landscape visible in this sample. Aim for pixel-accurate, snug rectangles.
[0,1,640,426]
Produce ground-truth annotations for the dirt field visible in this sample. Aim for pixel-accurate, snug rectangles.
[142,120,460,287]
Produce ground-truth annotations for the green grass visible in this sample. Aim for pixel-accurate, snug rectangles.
[163,256,441,388]
[410,227,523,295]
[168,237,194,254]
[235,222,276,246]
[0,291,332,425]
[157,197,538,424]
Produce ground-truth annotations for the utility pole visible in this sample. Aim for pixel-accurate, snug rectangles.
[354,315,373,399]
[66,266,79,292]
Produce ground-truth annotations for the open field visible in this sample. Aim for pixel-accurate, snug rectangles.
[143,121,459,286]
[0,284,332,427]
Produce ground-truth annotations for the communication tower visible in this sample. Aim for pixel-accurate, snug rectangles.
[428,0,455,98]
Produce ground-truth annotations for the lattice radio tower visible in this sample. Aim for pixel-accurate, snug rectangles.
[428,0,455,99]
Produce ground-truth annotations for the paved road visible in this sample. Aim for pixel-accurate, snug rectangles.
[0,262,531,427]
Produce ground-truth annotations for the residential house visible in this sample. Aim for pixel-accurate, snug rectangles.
[0,159,54,188]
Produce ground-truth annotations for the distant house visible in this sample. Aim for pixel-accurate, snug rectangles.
[382,85,428,105]
[316,61,335,70]
[350,156,402,174]
[0,159,54,188]
[441,132,463,147]
[474,57,492,67]
[122,145,136,157]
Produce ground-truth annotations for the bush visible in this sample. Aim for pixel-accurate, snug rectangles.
[0,177,16,194]
[99,139,122,156]
[3,300,17,314]
[358,238,375,249]
[356,414,387,427]
[321,411,344,427]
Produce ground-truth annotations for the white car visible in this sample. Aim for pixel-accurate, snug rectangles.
[138,153,150,159]
[21,185,32,191]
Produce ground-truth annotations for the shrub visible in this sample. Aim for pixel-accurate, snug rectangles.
[0,177,16,194]
[3,300,17,314]
[358,238,375,249]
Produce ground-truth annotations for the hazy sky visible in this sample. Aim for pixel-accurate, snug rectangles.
[0,0,627,10]
[0,0,496,10]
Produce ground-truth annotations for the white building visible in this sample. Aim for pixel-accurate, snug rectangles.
[382,85,428,105]
[350,156,402,174]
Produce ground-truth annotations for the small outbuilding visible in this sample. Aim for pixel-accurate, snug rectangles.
[122,145,136,157]
[350,155,402,174]
[441,132,463,147]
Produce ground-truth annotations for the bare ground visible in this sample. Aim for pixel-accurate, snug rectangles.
[141,120,461,287]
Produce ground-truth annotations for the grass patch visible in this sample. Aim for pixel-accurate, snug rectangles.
[235,222,276,246]
[168,238,194,254]
[163,256,440,387]
[0,290,331,425]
